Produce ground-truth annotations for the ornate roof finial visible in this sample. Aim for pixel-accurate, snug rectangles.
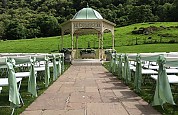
[87,3,89,8]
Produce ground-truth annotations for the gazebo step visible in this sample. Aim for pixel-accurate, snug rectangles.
[72,59,102,66]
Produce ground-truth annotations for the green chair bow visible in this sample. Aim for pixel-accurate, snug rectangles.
[118,54,123,79]
[52,54,58,81]
[123,54,131,84]
[28,57,37,97]
[45,55,50,87]
[134,54,142,93]
[6,58,21,109]
[152,55,175,106]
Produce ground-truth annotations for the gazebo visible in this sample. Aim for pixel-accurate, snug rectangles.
[60,5,116,62]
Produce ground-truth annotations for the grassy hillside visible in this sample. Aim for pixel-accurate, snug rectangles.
[0,22,178,53]
[115,44,178,53]
[0,37,61,53]
[114,22,178,47]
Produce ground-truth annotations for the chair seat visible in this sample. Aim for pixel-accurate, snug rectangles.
[0,78,22,87]
[0,87,2,93]
[142,69,158,74]
[49,63,53,67]
[166,69,178,74]
[34,66,45,72]
[132,68,158,74]
[151,75,178,84]
[15,72,30,78]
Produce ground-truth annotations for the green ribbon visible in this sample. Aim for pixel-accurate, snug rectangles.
[61,53,65,73]
[109,54,112,72]
[124,54,131,84]
[58,55,62,76]
[112,53,117,74]
[134,54,142,93]
[45,55,50,87]
[6,58,21,109]
[52,54,57,81]
[152,55,175,106]
[118,54,123,79]
[28,57,37,97]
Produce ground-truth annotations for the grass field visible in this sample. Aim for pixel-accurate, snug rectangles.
[114,22,178,46]
[115,43,178,53]
[0,22,178,53]
[0,37,61,53]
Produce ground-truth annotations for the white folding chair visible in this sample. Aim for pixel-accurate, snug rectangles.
[0,87,2,93]
[151,75,178,84]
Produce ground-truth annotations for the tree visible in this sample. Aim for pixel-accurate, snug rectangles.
[90,0,102,7]
[163,3,174,21]
[156,5,166,21]
[37,15,60,37]
[2,0,7,8]
[5,21,26,40]
[0,0,177,40]
[172,0,178,21]
[116,16,129,26]
[0,21,5,39]
[129,5,157,23]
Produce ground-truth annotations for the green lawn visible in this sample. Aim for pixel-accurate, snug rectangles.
[114,22,178,46]
[115,43,178,53]
[0,22,178,53]
[0,37,61,53]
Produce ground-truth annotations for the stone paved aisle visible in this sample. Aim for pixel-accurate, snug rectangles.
[21,65,160,115]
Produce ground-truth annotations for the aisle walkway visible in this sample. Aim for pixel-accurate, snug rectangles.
[21,63,160,115]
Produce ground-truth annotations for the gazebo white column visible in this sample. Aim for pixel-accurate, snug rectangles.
[111,28,115,49]
[71,24,74,62]
[101,33,104,60]
[98,33,101,60]
[112,34,115,49]
[76,34,79,58]
[61,30,64,50]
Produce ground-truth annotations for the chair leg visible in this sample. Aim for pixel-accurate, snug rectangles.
[18,80,24,105]
[11,108,15,115]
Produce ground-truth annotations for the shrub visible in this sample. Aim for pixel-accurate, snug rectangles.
[5,21,26,40]
[168,39,176,43]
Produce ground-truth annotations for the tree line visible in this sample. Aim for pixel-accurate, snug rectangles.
[0,0,178,40]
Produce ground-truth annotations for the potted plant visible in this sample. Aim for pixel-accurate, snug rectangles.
[105,49,116,61]
[80,48,96,59]
[60,48,71,62]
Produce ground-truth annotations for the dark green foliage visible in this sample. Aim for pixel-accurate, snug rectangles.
[5,21,26,40]
[129,5,158,23]
[0,0,178,40]
[37,15,60,37]
[0,21,5,39]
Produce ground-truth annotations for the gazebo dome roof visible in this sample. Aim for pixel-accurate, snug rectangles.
[73,6,103,19]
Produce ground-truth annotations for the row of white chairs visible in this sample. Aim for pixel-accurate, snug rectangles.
[0,53,64,115]
[110,52,178,88]
[110,52,178,107]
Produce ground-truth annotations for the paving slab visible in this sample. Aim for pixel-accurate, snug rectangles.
[85,87,98,92]
[66,102,86,110]
[42,109,85,115]
[21,61,160,115]
[21,110,42,115]
[85,92,102,103]
[87,103,129,115]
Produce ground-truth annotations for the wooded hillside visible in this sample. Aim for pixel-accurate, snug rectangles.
[0,0,178,40]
